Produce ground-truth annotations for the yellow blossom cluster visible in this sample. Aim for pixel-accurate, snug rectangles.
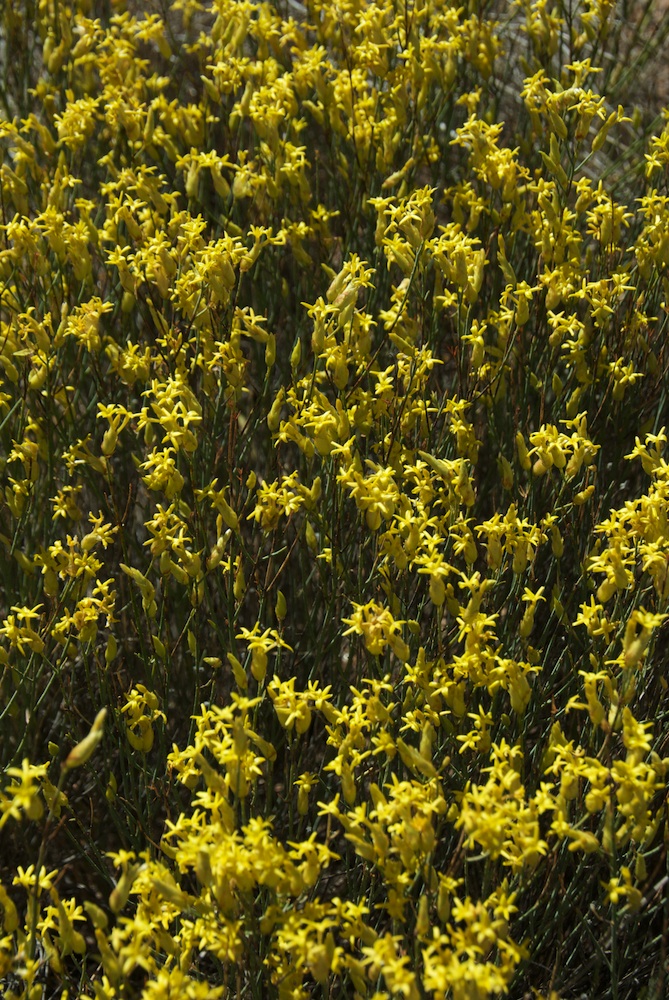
[1,0,669,998]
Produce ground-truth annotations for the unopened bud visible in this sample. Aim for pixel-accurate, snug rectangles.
[275,589,287,622]
[63,709,107,771]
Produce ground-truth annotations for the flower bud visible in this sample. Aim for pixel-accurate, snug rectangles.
[63,709,106,771]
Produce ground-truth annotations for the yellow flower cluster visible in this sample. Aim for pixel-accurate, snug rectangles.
[1,0,668,997]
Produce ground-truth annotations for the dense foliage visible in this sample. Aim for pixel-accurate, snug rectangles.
[1,0,669,997]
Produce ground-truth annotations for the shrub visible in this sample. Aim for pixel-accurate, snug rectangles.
[1,1,669,997]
